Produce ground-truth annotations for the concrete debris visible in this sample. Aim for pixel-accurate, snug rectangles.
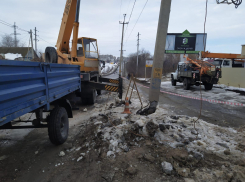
[83,108,87,112]
[35,151,38,155]
[59,151,65,157]
[161,162,173,175]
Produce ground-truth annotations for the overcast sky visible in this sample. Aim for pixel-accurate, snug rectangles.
[0,0,244,57]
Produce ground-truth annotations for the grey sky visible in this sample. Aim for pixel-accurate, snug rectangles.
[0,0,244,57]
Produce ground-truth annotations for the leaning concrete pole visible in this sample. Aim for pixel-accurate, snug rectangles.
[148,0,172,113]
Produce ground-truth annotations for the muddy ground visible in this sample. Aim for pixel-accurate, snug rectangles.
[0,81,245,182]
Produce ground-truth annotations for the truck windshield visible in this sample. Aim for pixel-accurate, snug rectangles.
[83,38,98,59]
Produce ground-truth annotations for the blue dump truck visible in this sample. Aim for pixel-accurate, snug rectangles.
[0,59,81,145]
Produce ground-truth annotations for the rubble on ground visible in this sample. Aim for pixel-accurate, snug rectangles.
[61,91,245,181]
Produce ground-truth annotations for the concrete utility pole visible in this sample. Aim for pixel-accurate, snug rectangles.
[34,27,38,53]
[29,29,35,60]
[12,22,20,47]
[119,14,128,76]
[136,32,140,77]
[147,0,172,114]
[119,50,126,76]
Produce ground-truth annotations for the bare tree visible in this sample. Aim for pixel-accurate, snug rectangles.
[0,34,25,47]
[126,48,152,77]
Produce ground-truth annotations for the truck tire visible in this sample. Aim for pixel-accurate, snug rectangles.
[171,77,177,86]
[45,47,58,63]
[48,107,69,145]
[204,82,213,90]
[183,78,191,90]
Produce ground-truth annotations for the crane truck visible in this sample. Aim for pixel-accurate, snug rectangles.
[0,0,123,146]
[45,0,122,104]
[171,56,222,90]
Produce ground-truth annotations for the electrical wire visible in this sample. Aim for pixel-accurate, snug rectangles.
[193,0,208,136]
[0,19,29,32]
[126,0,133,14]
[119,0,123,36]
[126,0,149,43]
[38,36,55,46]
[0,21,13,28]
[125,0,137,34]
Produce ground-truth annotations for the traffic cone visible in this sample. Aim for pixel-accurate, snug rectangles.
[122,97,131,114]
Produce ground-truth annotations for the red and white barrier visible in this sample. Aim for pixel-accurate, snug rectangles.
[122,77,244,107]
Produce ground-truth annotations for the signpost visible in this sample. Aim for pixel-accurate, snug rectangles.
[145,60,153,80]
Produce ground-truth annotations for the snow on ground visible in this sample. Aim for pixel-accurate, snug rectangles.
[78,86,245,181]
[136,78,150,81]
[215,84,245,92]
[160,81,245,105]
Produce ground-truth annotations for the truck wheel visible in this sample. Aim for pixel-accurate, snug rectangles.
[171,77,177,86]
[45,47,58,63]
[48,107,69,145]
[204,83,213,90]
[183,78,190,90]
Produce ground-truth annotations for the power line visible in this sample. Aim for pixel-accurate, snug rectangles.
[0,19,12,26]
[126,0,149,42]
[119,0,123,36]
[0,19,29,33]
[38,36,55,46]
[125,0,137,34]
[0,21,12,28]
[128,0,136,23]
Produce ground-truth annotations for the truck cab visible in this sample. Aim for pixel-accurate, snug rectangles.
[70,37,99,72]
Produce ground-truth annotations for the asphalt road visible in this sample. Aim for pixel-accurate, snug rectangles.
[134,80,245,128]
[102,70,244,128]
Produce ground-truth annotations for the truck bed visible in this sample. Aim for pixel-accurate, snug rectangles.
[0,60,81,127]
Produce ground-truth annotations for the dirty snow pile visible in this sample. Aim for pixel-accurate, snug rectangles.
[78,90,245,181]
[101,63,118,75]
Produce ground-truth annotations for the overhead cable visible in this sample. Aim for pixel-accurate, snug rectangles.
[126,0,148,42]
